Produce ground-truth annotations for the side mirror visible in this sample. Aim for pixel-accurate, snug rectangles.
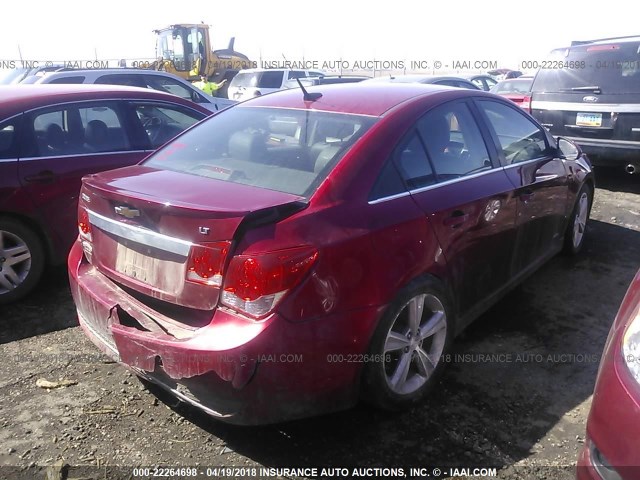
[557,137,581,161]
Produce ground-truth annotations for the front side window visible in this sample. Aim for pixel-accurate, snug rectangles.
[477,100,550,165]
[144,106,376,197]
[417,102,493,179]
[29,103,129,157]
[131,103,206,149]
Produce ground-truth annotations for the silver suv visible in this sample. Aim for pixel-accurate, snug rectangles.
[21,69,236,113]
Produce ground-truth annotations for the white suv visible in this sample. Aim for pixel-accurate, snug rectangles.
[21,69,236,113]
[227,68,325,101]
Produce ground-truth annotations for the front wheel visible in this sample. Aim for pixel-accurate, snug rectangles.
[563,184,592,255]
[362,281,453,410]
[0,219,45,304]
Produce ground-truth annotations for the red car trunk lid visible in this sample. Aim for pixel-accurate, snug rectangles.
[80,166,306,311]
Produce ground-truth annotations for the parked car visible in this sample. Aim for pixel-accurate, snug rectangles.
[491,76,533,108]
[530,35,640,173]
[20,68,235,113]
[69,83,593,425]
[227,68,326,101]
[488,69,524,80]
[577,269,640,480]
[365,74,481,89]
[0,85,211,303]
[0,65,69,85]
[462,74,498,91]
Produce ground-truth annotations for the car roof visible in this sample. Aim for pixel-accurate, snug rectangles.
[237,82,486,117]
[0,84,204,117]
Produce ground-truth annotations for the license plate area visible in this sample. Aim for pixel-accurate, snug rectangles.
[576,112,603,127]
[114,238,187,289]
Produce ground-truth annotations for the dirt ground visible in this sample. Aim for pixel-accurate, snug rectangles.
[1,167,639,480]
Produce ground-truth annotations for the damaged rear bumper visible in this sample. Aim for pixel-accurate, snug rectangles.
[68,241,382,425]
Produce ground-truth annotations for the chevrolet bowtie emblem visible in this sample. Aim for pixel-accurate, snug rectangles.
[115,206,140,219]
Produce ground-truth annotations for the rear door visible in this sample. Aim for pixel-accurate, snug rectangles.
[17,101,149,254]
[396,100,518,320]
[474,99,569,274]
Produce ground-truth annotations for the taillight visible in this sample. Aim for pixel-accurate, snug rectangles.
[186,242,231,287]
[78,208,92,239]
[221,246,318,319]
[78,207,93,262]
[521,95,531,113]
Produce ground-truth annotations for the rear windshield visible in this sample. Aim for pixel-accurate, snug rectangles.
[231,71,285,89]
[144,106,377,197]
[532,42,640,93]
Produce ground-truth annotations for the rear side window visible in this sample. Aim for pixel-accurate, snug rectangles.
[256,71,284,88]
[29,103,130,157]
[95,74,146,88]
[477,100,550,165]
[417,102,493,179]
[144,106,376,197]
[533,42,640,94]
[392,132,435,189]
[48,76,86,84]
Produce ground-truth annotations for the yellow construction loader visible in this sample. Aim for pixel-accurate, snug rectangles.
[152,23,255,95]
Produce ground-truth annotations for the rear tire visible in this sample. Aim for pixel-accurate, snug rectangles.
[563,184,592,255]
[0,219,45,304]
[362,279,454,411]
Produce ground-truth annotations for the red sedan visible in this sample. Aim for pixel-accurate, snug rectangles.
[0,85,210,303]
[577,269,640,480]
[69,83,594,424]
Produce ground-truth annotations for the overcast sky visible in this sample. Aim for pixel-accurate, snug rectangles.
[2,0,639,72]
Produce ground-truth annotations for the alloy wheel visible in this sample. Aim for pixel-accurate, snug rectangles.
[383,293,447,395]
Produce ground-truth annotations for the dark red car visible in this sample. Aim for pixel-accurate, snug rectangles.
[0,85,210,303]
[577,269,640,480]
[69,83,594,424]
[490,76,534,109]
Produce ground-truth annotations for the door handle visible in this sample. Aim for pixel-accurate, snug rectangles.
[443,210,470,228]
[24,170,56,184]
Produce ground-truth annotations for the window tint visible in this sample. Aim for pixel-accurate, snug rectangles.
[417,102,492,179]
[132,103,205,149]
[0,123,16,159]
[477,100,550,165]
[95,74,146,88]
[48,76,86,84]
[256,71,284,88]
[392,132,435,189]
[144,107,376,197]
[30,103,129,157]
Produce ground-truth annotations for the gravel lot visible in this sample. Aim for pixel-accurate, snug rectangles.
[1,167,639,480]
